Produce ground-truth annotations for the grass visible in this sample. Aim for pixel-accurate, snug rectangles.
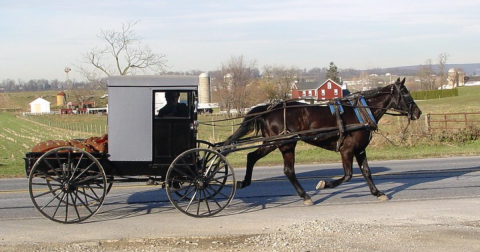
[1,85,480,178]
[0,113,96,178]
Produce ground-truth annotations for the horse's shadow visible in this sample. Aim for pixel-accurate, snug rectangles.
[228,164,480,215]
[90,164,480,221]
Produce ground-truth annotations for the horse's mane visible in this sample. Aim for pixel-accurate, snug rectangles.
[344,84,391,99]
[248,100,305,116]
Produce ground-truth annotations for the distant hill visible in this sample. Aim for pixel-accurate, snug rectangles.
[364,63,480,77]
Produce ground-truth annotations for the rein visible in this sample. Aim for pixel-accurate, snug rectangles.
[200,83,415,133]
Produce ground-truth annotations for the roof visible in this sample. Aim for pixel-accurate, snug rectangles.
[29,97,50,105]
[107,75,199,89]
[294,79,341,91]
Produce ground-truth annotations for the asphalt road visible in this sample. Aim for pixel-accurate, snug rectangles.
[1,156,479,246]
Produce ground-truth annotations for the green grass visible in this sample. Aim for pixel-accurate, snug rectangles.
[417,85,480,113]
[2,85,480,178]
[0,113,97,178]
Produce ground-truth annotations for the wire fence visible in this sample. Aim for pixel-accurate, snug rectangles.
[43,120,108,135]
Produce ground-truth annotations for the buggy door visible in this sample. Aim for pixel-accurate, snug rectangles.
[153,90,197,165]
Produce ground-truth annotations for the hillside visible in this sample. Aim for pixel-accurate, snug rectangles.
[348,63,480,78]
[418,85,480,114]
[396,63,480,75]
[0,90,107,111]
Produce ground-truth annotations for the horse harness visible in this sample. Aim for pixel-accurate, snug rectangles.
[328,96,378,151]
[241,83,414,151]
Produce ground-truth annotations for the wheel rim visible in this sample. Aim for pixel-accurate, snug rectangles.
[166,148,236,217]
[28,147,107,224]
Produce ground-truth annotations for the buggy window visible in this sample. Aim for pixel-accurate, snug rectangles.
[154,91,190,118]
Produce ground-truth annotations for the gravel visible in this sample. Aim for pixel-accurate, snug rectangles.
[2,217,480,252]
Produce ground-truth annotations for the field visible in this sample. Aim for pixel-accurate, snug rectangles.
[1,86,480,178]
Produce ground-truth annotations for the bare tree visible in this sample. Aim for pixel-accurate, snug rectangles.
[448,68,464,88]
[261,65,300,103]
[69,82,96,109]
[358,71,372,91]
[216,56,258,116]
[77,20,168,90]
[418,59,436,90]
[437,52,448,89]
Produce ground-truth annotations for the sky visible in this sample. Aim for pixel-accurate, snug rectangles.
[1,0,479,81]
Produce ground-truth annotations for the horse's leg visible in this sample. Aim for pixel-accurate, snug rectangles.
[355,150,389,201]
[316,149,353,190]
[238,145,277,189]
[279,143,313,205]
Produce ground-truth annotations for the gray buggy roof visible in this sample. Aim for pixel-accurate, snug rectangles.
[108,75,198,89]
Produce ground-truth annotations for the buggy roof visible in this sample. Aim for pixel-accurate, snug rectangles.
[108,75,198,89]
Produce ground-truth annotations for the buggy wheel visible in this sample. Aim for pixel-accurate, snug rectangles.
[196,140,214,149]
[166,148,236,217]
[28,147,107,224]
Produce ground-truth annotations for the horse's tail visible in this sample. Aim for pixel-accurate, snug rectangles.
[223,105,267,146]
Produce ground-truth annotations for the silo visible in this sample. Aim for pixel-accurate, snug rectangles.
[198,73,211,103]
[56,91,66,106]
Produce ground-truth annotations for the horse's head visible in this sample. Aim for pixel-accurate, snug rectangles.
[389,77,422,120]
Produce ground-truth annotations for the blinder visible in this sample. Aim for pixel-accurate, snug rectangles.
[390,83,415,119]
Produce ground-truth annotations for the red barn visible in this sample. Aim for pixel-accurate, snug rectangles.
[291,79,343,101]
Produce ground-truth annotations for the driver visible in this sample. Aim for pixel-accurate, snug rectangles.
[157,91,188,117]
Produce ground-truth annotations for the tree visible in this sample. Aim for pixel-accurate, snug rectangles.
[261,65,300,103]
[69,82,96,109]
[448,68,463,88]
[418,59,435,90]
[215,55,258,116]
[326,62,340,83]
[437,52,448,89]
[77,20,168,90]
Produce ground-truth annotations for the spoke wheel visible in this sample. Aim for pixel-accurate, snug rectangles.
[28,147,107,224]
[166,148,236,217]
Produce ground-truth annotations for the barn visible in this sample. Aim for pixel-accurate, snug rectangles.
[29,98,51,114]
[291,79,343,102]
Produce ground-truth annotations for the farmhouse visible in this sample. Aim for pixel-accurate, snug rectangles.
[291,79,344,102]
[29,98,50,114]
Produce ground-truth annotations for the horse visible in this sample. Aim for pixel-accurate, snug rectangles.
[223,77,422,205]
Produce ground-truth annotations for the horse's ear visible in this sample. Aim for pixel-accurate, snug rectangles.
[401,77,406,85]
[396,77,401,82]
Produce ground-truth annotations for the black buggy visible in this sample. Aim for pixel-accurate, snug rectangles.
[24,75,420,224]
[24,75,236,223]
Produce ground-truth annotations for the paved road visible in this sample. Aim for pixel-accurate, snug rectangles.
[1,156,479,246]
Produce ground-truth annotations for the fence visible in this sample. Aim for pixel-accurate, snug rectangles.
[425,112,480,133]
[43,121,108,135]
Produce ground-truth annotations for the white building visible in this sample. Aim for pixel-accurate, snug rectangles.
[29,98,51,114]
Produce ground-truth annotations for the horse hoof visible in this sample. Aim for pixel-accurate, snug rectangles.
[236,181,244,189]
[316,180,326,190]
[377,195,390,201]
[303,199,313,206]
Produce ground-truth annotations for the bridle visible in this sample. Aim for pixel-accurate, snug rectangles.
[385,83,415,121]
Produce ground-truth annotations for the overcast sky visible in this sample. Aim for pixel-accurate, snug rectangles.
[1,0,479,81]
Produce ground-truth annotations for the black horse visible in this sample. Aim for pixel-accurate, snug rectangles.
[223,78,422,205]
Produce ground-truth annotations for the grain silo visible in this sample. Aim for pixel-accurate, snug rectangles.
[56,91,66,106]
[198,73,211,103]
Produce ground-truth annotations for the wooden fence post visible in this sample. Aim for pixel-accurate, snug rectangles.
[211,118,215,140]
[444,114,447,130]
[425,113,430,134]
